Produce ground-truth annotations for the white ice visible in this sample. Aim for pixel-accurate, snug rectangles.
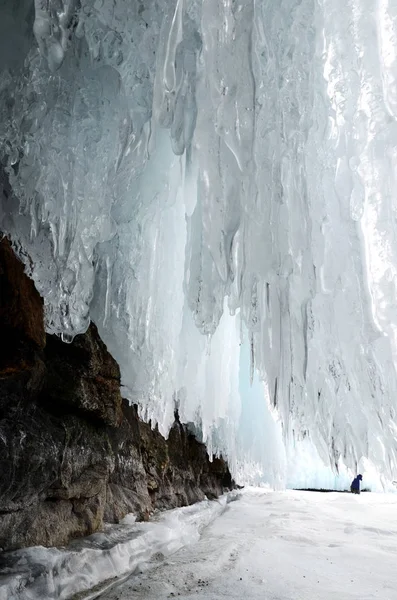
[101,489,397,600]
[2,0,397,481]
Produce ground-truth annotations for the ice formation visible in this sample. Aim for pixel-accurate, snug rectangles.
[0,494,235,600]
[1,0,397,482]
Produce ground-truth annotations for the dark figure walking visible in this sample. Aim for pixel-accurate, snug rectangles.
[350,474,363,494]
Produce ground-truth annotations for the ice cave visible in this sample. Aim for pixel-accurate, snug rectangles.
[1,0,397,596]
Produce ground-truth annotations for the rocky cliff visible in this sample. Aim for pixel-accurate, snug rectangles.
[0,238,233,552]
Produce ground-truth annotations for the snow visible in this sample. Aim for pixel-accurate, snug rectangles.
[0,494,236,600]
[4,489,396,600]
[2,0,397,479]
[100,489,397,600]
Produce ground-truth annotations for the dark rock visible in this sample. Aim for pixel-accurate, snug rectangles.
[0,238,45,350]
[43,324,123,427]
[0,239,233,551]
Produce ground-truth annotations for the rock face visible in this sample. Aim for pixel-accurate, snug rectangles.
[0,238,233,552]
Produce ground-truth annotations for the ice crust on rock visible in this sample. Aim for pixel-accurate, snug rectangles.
[1,0,397,481]
[0,495,235,600]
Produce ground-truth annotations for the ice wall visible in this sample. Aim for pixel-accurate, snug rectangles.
[286,438,397,492]
[1,0,397,481]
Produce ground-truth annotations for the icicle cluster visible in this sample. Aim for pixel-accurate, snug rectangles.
[1,0,397,480]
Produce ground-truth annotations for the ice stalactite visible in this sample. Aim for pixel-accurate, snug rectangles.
[1,0,397,482]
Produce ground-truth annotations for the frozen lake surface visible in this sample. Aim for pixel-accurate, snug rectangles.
[101,489,397,600]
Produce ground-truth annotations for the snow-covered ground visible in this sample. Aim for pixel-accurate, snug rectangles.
[101,489,397,600]
[2,489,397,600]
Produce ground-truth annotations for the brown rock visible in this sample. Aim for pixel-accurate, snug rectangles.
[43,324,124,427]
[0,241,234,552]
[0,237,45,350]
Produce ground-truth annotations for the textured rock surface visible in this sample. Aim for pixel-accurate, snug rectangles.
[0,239,233,551]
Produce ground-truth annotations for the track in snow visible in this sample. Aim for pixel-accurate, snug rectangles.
[100,489,397,600]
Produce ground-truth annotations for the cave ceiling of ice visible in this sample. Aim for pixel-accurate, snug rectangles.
[1,0,397,482]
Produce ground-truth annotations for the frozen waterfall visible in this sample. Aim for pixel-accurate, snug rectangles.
[1,0,397,484]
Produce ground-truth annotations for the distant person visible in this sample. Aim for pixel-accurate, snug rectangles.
[350,474,363,494]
